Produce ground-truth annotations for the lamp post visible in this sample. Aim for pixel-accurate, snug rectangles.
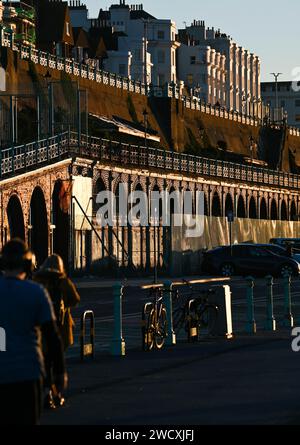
[143,108,148,148]
[270,72,282,122]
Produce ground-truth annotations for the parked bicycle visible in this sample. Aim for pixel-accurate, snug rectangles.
[172,280,219,342]
[142,287,168,351]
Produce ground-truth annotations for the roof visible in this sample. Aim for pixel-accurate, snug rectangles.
[89,114,161,143]
[73,26,89,48]
[36,1,74,45]
[130,9,156,20]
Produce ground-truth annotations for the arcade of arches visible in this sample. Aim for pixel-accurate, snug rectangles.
[0,159,300,275]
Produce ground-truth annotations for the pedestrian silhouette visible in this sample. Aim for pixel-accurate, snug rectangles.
[0,239,67,425]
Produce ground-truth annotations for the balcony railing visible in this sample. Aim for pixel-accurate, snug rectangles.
[1,131,300,191]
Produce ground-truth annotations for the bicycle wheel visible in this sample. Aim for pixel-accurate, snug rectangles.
[145,309,156,351]
[199,305,218,336]
[155,307,167,350]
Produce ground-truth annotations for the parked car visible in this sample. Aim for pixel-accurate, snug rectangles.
[260,243,300,263]
[202,244,300,277]
[270,238,300,250]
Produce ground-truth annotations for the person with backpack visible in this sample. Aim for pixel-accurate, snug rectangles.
[34,254,80,409]
[0,239,67,425]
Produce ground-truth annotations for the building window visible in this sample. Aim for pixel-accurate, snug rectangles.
[158,74,165,86]
[119,64,126,76]
[158,50,165,64]
[190,56,196,65]
[157,30,165,40]
[187,74,193,85]
[172,51,175,66]
[280,100,285,108]
[66,22,70,36]
[295,115,300,122]
[295,100,300,107]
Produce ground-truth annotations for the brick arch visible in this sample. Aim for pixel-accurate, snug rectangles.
[260,196,268,220]
[237,194,246,218]
[224,192,234,217]
[29,186,49,265]
[211,190,222,217]
[280,199,289,221]
[270,198,278,221]
[248,195,257,219]
[6,193,26,241]
[290,199,298,221]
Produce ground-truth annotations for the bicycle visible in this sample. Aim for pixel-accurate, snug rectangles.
[172,280,219,342]
[142,287,168,351]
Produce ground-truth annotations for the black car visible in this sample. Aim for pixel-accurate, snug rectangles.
[202,244,300,277]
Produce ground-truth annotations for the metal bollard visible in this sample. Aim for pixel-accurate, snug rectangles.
[163,281,176,346]
[80,311,95,362]
[283,273,294,328]
[245,277,257,334]
[265,276,276,331]
[110,283,126,356]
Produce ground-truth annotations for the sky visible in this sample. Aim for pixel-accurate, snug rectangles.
[83,0,300,82]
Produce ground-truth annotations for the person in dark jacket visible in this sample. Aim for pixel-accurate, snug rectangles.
[34,254,80,408]
[0,239,67,425]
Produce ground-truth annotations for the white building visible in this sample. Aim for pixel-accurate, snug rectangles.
[69,0,90,31]
[179,21,261,115]
[69,1,179,85]
[261,81,300,128]
[178,40,226,106]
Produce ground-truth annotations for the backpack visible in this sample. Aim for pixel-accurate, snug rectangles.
[48,277,66,327]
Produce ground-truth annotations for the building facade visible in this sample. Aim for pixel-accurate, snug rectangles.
[3,1,36,47]
[68,1,179,85]
[178,21,261,115]
[178,41,226,106]
[261,81,300,128]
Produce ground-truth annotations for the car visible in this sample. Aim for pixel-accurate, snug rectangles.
[259,243,300,263]
[270,238,300,250]
[202,244,300,277]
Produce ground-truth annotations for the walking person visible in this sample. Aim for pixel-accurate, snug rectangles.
[0,239,67,426]
[34,254,80,408]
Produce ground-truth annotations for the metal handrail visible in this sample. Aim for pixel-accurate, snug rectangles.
[1,131,300,191]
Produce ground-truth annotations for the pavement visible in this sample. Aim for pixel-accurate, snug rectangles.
[42,330,300,426]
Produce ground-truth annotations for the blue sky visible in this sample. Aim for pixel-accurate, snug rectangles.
[84,0,300,82]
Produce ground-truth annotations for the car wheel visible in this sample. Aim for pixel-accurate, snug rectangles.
[280,264,296,277]
[220,263,235,277]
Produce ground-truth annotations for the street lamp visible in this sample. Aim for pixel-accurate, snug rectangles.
[142,108,148,148]
[270,72,283,121]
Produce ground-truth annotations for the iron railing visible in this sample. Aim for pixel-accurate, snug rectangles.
[1,131,300,191]
[2,28,300,135]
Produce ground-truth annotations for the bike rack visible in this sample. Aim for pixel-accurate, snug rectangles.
[142,302,154,351]
[80,310,95,362]
[187,299,199,343]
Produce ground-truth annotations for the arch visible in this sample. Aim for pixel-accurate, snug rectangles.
[260,197,268,220]
[151,184,162,219]
[291,200,297,221]
[30,187,48,266]
[237,195,246,218]
[225,193,234,218]
[270,199,278,221]
[7,194,25,241]
[280,200,288,221]
[204,193,208,216]
[249,196,257,219]
[52,181,69,268]
[211,191,222,217]
[93,177,107,215]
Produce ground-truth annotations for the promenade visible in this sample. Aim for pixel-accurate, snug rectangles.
[42,331,300,426]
